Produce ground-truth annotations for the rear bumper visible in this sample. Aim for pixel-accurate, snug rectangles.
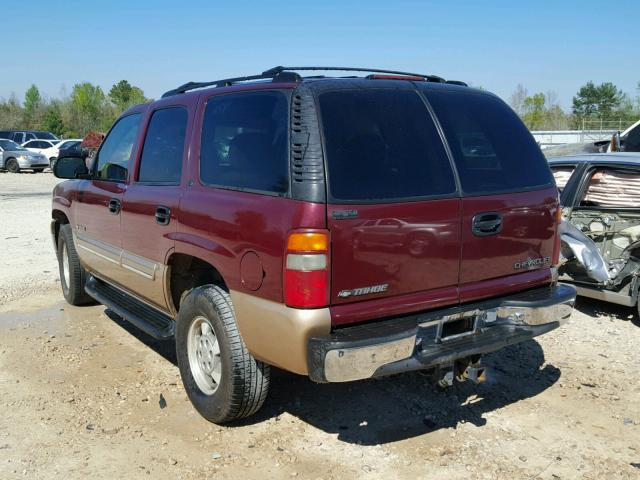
[307,283,576,383]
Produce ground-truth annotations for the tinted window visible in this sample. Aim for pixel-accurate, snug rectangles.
[35,131,57,140]
[625,124,640,152]
[25,133,35,141]
[200,91,288,194]
[424,90,552,195]
[0,131,10,139]
[319,89,456,201]
[138,107,188,183]
[94,113,141,181]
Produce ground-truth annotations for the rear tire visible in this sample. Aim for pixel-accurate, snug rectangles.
[6,158,19,173]
[57,224,93,305]
[176,285,270,424]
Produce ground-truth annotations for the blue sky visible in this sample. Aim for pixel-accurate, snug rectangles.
[2,0,639,109]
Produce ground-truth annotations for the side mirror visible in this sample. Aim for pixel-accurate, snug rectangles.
[53,156,90,179]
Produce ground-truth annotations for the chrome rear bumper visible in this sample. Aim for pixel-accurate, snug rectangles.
[308,283,576,383]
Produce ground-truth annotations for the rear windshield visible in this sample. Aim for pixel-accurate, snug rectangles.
[318,89,457,202]
[423,90,553,195]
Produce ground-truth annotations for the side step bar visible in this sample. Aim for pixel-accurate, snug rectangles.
[574,285,636,307]
[85,275,175,339]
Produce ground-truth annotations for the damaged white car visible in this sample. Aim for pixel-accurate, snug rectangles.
[549,153,640,313]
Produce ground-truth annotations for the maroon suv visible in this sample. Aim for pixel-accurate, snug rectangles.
[51,66,576,423]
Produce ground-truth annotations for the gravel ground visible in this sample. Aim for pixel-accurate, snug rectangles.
[0,171,61,304]
[0,174,639,479]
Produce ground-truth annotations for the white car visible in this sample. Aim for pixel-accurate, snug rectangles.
[23,138,82,166]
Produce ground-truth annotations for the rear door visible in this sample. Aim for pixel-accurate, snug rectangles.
[423,89,558,303]
[319,88,462,325]
[120,106,190,310]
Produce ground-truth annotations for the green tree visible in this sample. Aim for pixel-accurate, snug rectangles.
[23,84,42,128]
[109,80,147,110]
[0,94,23,129]
[69,82,106,135]
[522,93,546,130]
[42,102,65,136]
[572,81,624,119]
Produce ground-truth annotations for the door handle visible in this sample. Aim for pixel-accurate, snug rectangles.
[155,205,171,226]
[472,212,502,237]
[108,198,121,215]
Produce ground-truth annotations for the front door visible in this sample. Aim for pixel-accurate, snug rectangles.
[74,113,143,285]
[120,106,190,311]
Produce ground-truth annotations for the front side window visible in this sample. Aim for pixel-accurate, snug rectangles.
[94,113,141,181]
[424,90,553,195]
[580,169,640,208]
[319,89,457,202]
[138,107,188,184]
[200,91,289,194]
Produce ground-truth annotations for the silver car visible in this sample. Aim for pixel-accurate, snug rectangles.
[0,139,49,173]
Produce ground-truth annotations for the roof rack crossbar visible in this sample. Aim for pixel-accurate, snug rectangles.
[162,66,453,98]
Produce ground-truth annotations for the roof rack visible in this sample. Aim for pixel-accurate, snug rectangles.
[161,66,460,98]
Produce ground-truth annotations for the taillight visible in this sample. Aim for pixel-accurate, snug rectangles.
[552,204,562,266]
[284,231,330,308]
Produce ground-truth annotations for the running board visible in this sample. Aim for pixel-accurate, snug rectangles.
[574,285,636,307]
[85,275,175,339]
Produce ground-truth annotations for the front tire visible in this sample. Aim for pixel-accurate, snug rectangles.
[176,285,270,424]
[6,158,20,173]
[57,224,93,305]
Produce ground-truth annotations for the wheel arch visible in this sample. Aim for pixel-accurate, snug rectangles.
[166,252,228,315]
[52,209,70,250]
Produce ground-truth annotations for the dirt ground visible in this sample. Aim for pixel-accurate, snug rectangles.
[0,173,639,479]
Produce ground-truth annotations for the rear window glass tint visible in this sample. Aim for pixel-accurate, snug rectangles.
[138,107,187,183]
[581,169,640,208]
[551,166,575,192]
[424,90,552,195]
[200,91,289,194]
[319,89,456,202]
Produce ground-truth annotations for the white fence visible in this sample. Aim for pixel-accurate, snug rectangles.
[531,130,615,149]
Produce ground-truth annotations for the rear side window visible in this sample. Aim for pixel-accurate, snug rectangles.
[138,107,188,184]
[424,90,552,195]
[580,169,640,208]
[94,113,141,181]
[550,166,575,193]
[200,91,289,194]
[319,89,456,202]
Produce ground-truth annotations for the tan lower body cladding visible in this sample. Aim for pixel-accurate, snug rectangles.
[230,290,331,375]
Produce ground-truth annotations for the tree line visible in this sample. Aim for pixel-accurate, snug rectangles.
[509,81,640,131]
[0,80,148,138]
[1,79,639,137]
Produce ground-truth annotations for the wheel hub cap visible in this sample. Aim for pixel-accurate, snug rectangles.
[188,317,221,395]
